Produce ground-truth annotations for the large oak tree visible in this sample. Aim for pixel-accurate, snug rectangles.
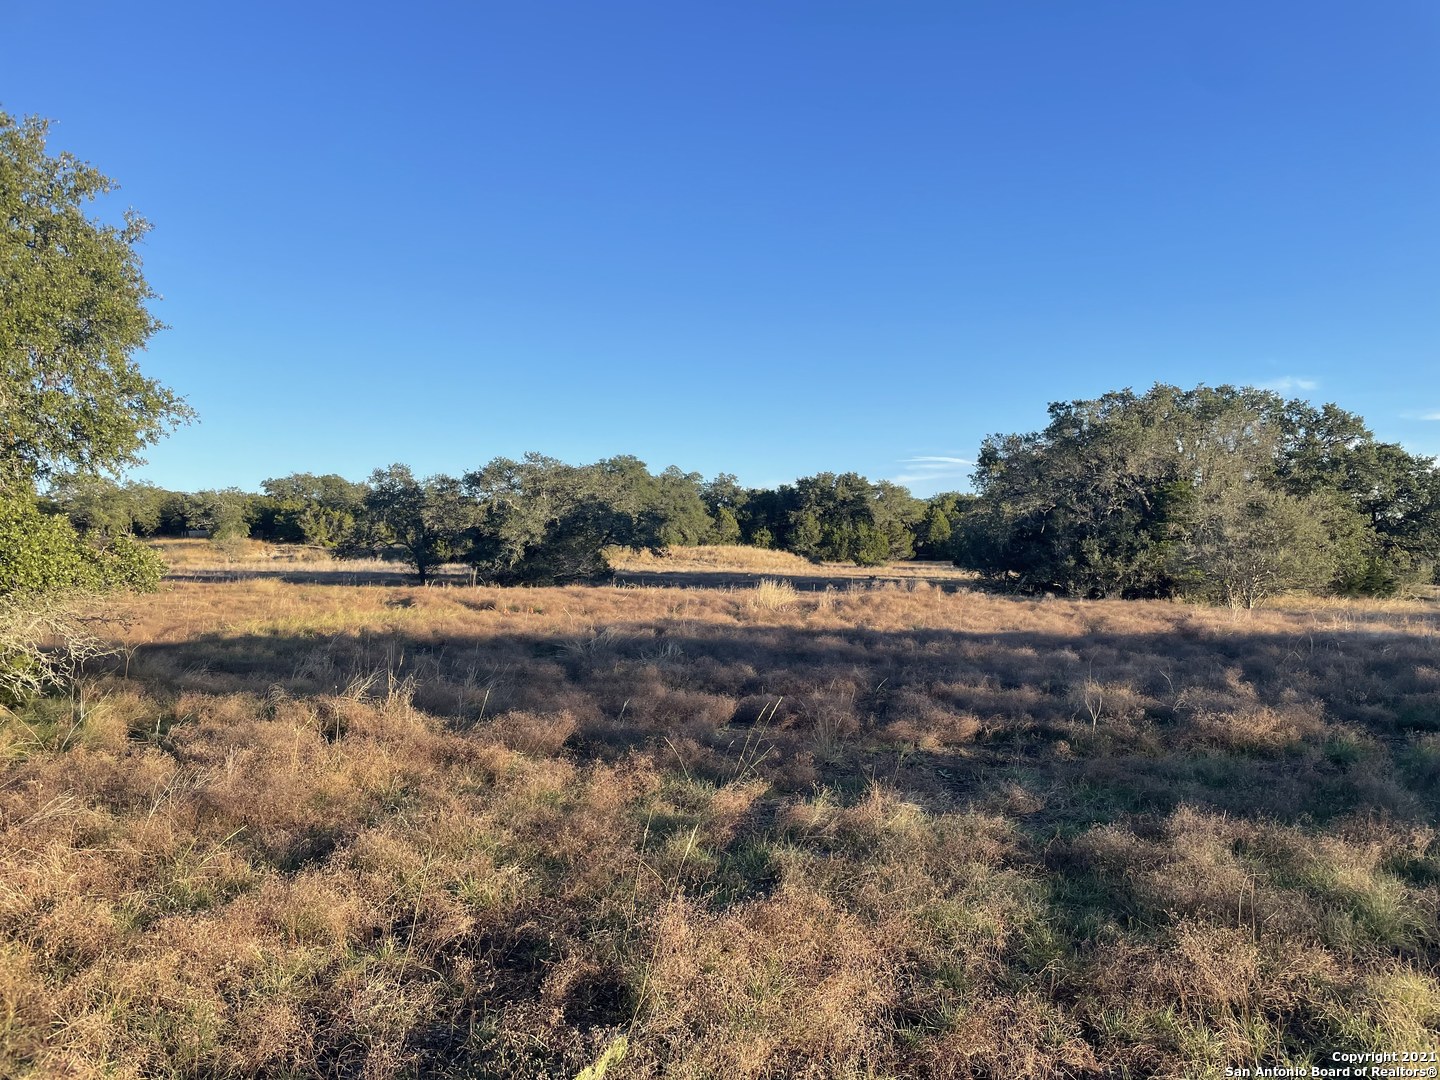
[1,110,192,496]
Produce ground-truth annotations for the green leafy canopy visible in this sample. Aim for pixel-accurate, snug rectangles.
[1,109,193,494]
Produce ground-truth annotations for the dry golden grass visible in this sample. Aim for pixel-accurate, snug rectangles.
[610,543,976,587]
[148,537,336,568]
[147,538,403,582]
[2,546,1438,1076]
[609,544,824,574]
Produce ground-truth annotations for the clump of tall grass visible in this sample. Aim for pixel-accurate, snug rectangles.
[747,578,799,611]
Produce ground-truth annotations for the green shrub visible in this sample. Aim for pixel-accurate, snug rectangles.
[92,533,165,592]
[0,498,161,706]
[1,497,164,597]
[0,497,100,594]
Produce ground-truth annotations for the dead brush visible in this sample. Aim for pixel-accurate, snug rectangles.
[1064,667,1155,735]
[799,684,861,761]
[0,591,119,709]
[483,710,579,756]
[561,625,626,660]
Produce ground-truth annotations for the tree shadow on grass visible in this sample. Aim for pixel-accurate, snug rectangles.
[611,568,973,593]
[163,565,443,587]
[162,561,978,593]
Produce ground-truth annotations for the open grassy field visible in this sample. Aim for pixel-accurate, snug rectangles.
[3,544,1439,1077]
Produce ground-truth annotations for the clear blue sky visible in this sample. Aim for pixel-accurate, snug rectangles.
[7,1,1438,496]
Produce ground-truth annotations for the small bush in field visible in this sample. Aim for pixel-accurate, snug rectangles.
[93,533,165,591]
[0,499,162,706]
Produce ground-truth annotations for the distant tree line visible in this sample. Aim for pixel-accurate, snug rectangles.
[38,457,966,584]
[32,383,1440,602]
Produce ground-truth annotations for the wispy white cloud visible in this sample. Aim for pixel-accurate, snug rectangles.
[890,455,974,487]
[1421,412,1440,421]
[1257,376,1318,393]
